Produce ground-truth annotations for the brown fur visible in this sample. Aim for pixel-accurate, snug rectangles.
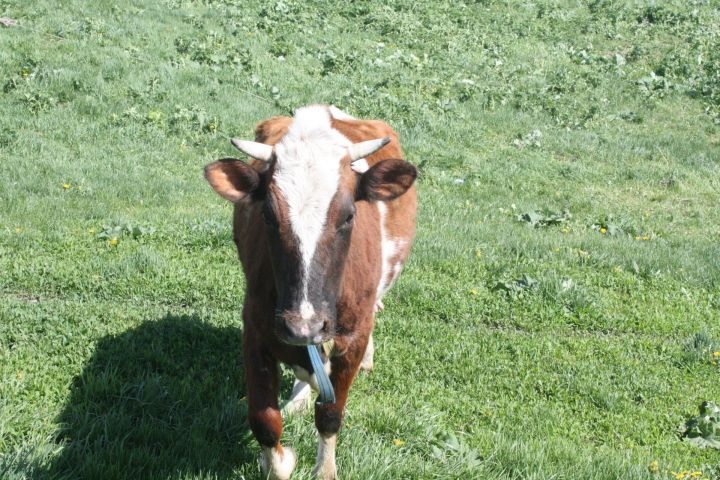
[208,109,417,472]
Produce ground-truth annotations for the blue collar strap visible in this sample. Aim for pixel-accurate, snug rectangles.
[307,344,336,404]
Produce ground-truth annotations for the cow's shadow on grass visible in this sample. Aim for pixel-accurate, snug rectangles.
[46,314,260,480]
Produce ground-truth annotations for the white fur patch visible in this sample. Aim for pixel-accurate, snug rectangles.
[313,433,338,480]
[274,106,351,303]
[300,301,315,321]
[375,202,392,299]
[360,333,374,371]
[260,445,296,480]
[376,201,389,302]
[350,158,369,173]
[375,202,407,302]
[292,361,331,392]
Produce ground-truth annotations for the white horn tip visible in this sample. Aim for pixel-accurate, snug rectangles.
[348,137,392,161]
[230,139,273,162]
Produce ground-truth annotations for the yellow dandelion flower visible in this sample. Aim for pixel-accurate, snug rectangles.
[635,236,641,240]
[690,472,702,478]
[713,351,720,357]
[600,227,607,234]
[475,249,482,258]
[15,227,23,233]
[392,439,405,447]
[642,235,649,241]
[16,371,24,380]
[62,183,71,189]
[109,237,119,246]
[648,460,659,473]
[88,228,96,235]
[469,288,479,296]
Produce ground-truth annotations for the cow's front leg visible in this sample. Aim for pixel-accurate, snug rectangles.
[245,342,296,480]
[314,431,338,480]
[312,342,365,480]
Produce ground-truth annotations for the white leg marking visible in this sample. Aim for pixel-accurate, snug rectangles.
[260,445,296,480]
[282,380,312,415]
[360,334,374,371]
[312,433,338,480]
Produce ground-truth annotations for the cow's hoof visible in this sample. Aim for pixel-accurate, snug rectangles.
[260,446,296,480]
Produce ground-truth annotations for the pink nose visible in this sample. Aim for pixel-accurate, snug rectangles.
[276,308,328,345]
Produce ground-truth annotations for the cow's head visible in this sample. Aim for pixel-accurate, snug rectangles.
[204,110,416,346]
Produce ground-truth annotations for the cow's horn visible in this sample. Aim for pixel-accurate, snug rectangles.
[348,137,391,162]
[230,139,273,162]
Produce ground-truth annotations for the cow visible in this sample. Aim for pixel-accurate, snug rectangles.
[203,105,417,479]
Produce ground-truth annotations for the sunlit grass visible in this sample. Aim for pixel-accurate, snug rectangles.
[1,0,719,479]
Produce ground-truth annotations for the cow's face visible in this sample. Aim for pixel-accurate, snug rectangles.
[205,114,416,346]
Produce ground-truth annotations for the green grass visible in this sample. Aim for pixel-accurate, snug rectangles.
[2,0,720,478]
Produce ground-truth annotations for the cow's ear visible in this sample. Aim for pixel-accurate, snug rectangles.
[204,158,261,203]
[357,159,417,202]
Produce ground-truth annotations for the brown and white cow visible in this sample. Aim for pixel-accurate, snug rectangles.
[204,105,417,479]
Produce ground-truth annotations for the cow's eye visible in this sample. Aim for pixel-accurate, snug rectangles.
[339,210,355,230]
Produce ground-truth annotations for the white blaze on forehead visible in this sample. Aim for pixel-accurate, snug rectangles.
[299,301,315,320]
[273,106,352,299]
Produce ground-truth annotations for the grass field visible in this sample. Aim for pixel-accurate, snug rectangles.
[2,0,720,479]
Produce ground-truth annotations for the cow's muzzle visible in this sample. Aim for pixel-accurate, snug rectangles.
[275,309,331,346]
